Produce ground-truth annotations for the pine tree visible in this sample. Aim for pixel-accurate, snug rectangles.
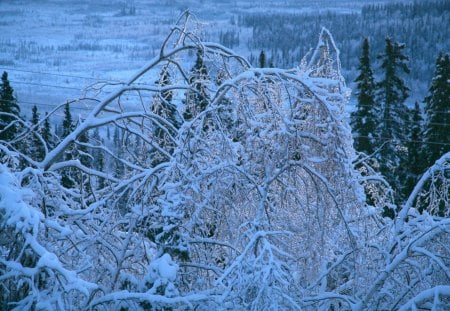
[351,38,378,155]
[76,123,91,196]
[113,126,125,178]
[215,68,235,133]
[77,124,90,167]
[30,105,45,161]
[159,68,173,105]
[151,68,181,166]
[154,68,180,133]
[42,112,53,150]
[259,50,266,68]
[405,102,424,196]
[423,52,450,168]
[62,102,74,139]
[31,105,39,127]
[376,38,410,207]
[183,50,210,122]
[0,71,21,142]
[61,103,75,188]
[91,128,105,189]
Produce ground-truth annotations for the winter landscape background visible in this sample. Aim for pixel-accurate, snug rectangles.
[0,0,449,310]
[1,0,448,114]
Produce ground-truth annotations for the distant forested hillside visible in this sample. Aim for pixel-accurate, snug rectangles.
[235,0,449,94]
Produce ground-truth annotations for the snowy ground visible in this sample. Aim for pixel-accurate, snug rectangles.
[1,0,405,118]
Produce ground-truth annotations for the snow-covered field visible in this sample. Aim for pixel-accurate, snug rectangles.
[1,0,400,118]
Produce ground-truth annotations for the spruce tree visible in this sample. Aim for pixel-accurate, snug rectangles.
[76,123,91,195]
[215,69,235,133]
[259,50,266,68]
[91,128,105,189]
[30,105,45,161]
[77,124,90,167]
[61,103,75,188]
[113,126,125,178]
[405,102,424,196]
[62,102,74,139]
[423,52,450,168]
[42,112,53,150]
[183,50,210,122]
[351,38,378,155]
[376,37,410,207]
[0,71,21,142]
[151,68,181,166]
[154,68,180,130]
[31,105,39,127]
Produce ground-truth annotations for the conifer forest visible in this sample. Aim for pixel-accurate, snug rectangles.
[0,1,449,310]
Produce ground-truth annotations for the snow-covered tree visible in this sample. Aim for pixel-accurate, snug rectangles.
[351,38,379,155]
[150,66,181,167]
[183,49,210,123]
[0,71,21,143]
[376,37,411,206]
[258,50,266,68]
[423,52,450,169]
[405,102,424,196]
[1,12,449,311]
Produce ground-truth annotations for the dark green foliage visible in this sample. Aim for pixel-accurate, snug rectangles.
[377,38,410,117]
[405,102,424,197]
[219,29,240,49]
[76,126,92,196]
[151,68,181,166]
[215,69,236,134]
[92,128,105,189]
[351,38,378,155]
[61,103,75,188]
[30,105,45,161]
[259,50,266,68]
[114,126,125,178]
[154,68,180,130]
[0,71,21,142]
[62,102,74,139]
[238,0,449,84]
[31,105,39,127]
[42,112,54,151]
[423,53,450,168]
[183,50,210,122]
[376,38,410,206]
[77,125,90,167]
[146,223,189,262]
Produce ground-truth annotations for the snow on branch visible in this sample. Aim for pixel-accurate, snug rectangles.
[1,11,448,310]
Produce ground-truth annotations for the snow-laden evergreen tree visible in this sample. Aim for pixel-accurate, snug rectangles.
[376,37,410,206]
[61,103,73,139]
[0,71,21,142]
[41,111,57,152]
[258,50,266,68]
[423,52,450,168]
[61,103,75,188]
[76,121,91,198]
[29,105,45,161]
[183,49,210,122]
[91,128,105,189]
[351,38,378,155]
[151,67,181,166]
[112,126,126,182]
[405,102,424,196]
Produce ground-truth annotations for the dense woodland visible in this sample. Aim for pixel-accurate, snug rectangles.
[234,0,449,91]
[0,9,449,311]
